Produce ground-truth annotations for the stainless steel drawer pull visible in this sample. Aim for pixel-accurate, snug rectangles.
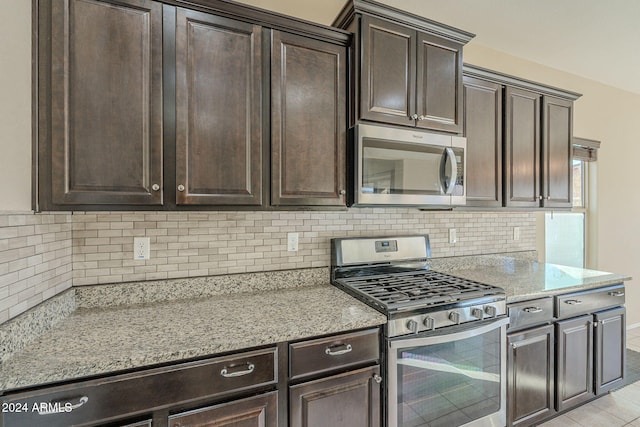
[523,307,543,314]
[220,362,255,378]
[37,396,88,415]
[325,343,352,356]
[564,299,583,305]
[608,291,625,297]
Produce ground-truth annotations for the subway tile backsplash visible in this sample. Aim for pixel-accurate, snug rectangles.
[0,209,536,323]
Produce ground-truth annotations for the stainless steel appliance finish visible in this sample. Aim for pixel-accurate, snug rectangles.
[330,235,508,427]
[349,123,467,207]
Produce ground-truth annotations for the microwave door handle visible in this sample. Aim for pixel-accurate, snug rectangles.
[443,147,457,194]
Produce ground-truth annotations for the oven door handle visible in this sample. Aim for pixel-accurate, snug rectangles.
[389,317,509,349]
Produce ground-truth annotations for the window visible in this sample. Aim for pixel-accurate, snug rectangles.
[543,137,599,268]
[544,160,586,268]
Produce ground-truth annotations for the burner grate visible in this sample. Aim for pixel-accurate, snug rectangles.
[335,270,502,311]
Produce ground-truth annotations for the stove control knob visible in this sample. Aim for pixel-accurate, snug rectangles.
[423,316,435,330]
[406,320,419,334]
[471,308,484,319]
[449,311,461,325]
[484,305,497,318]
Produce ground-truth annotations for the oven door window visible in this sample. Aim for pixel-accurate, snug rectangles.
[393,326,503,427]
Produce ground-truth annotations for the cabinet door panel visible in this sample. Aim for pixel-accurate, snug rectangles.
[360,16,415,126]
[463,76,502,206]
[556,315,593,412]
[507,324,555,426]
[168,392,277,427]
[416,33,463,133]
[290,366,381,427]
[504,87,541,207]
[50,0,163,205]
[542,96,573,208]
[595,307,626,394]
[175,9,262,205]
[271,31,346,206]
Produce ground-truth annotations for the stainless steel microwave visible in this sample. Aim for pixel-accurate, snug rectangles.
[348,123,466,207]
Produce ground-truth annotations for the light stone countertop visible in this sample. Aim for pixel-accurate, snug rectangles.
[1,255,631,393]
[429,253,631,303]
[0,277,386,393]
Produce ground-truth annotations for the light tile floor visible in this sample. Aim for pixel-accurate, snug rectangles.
[539,327,640,427]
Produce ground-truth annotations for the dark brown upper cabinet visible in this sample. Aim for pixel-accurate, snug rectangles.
[333,0,473,134]
[463,65,581,210]
[542,96,574,208]
[36,0,350,210]
[174,8,263,206]
[271,31,347,207]
[43,0,164,208]
[504,86,542,208]
[463,75,503,207]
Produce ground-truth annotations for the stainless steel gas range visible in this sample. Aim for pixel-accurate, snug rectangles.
[331,235,508,427]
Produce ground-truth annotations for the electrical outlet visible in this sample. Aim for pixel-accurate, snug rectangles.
[449,228,457,244]
[514,227,520,241]
[133,237,150,260]
[287,232,299,252]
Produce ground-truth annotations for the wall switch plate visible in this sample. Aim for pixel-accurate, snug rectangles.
[287,232,299,252]
[449,228,457,244]
[514,227,520,241]
[134,237,150,260]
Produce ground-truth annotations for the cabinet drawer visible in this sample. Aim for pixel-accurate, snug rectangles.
[556,284,625,319]
[508,297,554,331]
[0,348,276,427]
[289,329,379,380]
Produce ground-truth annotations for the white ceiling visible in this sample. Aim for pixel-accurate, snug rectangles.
[237,0,640,95]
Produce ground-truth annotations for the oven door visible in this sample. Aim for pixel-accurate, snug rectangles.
[387,317,508,427]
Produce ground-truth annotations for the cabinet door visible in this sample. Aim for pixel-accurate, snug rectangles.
[49,0,163,206]
[542,96,573,208]
[556,315,593,412]
[416,32,463,133]
[174,8,262,205]
[271,31,346,206]
[594,307,626,395]
[463,76,503,207]
[504,87,541,208]
[507,324,555,427]
[168,392,277,427]
[360,15,416,127]
[290,366,381,427]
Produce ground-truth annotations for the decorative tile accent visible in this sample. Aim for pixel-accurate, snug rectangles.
[71,209,537,286]
[0,212,73,324]
[1,209,536,324]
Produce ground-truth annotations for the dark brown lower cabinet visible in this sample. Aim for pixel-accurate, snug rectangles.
[594,307,626,394]
[507,324,555,426]
[168,392,277,427]
[556,314,593,412]
[289,365,381,427]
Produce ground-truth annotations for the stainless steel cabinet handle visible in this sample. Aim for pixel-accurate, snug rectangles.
[564,299,583,305]
[177,184,185,192]
[409,114,418,120]
[608,291,625,297]
[151,184,160,191]
[373,374,383,384]
[220,362,255,378]
[339,189,346,195]
[523,307,543,314]
[325,343,352,356]
[418,115,426,121]
[37,396,88,415]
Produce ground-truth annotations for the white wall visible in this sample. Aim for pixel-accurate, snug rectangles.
[0,0,32,212]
